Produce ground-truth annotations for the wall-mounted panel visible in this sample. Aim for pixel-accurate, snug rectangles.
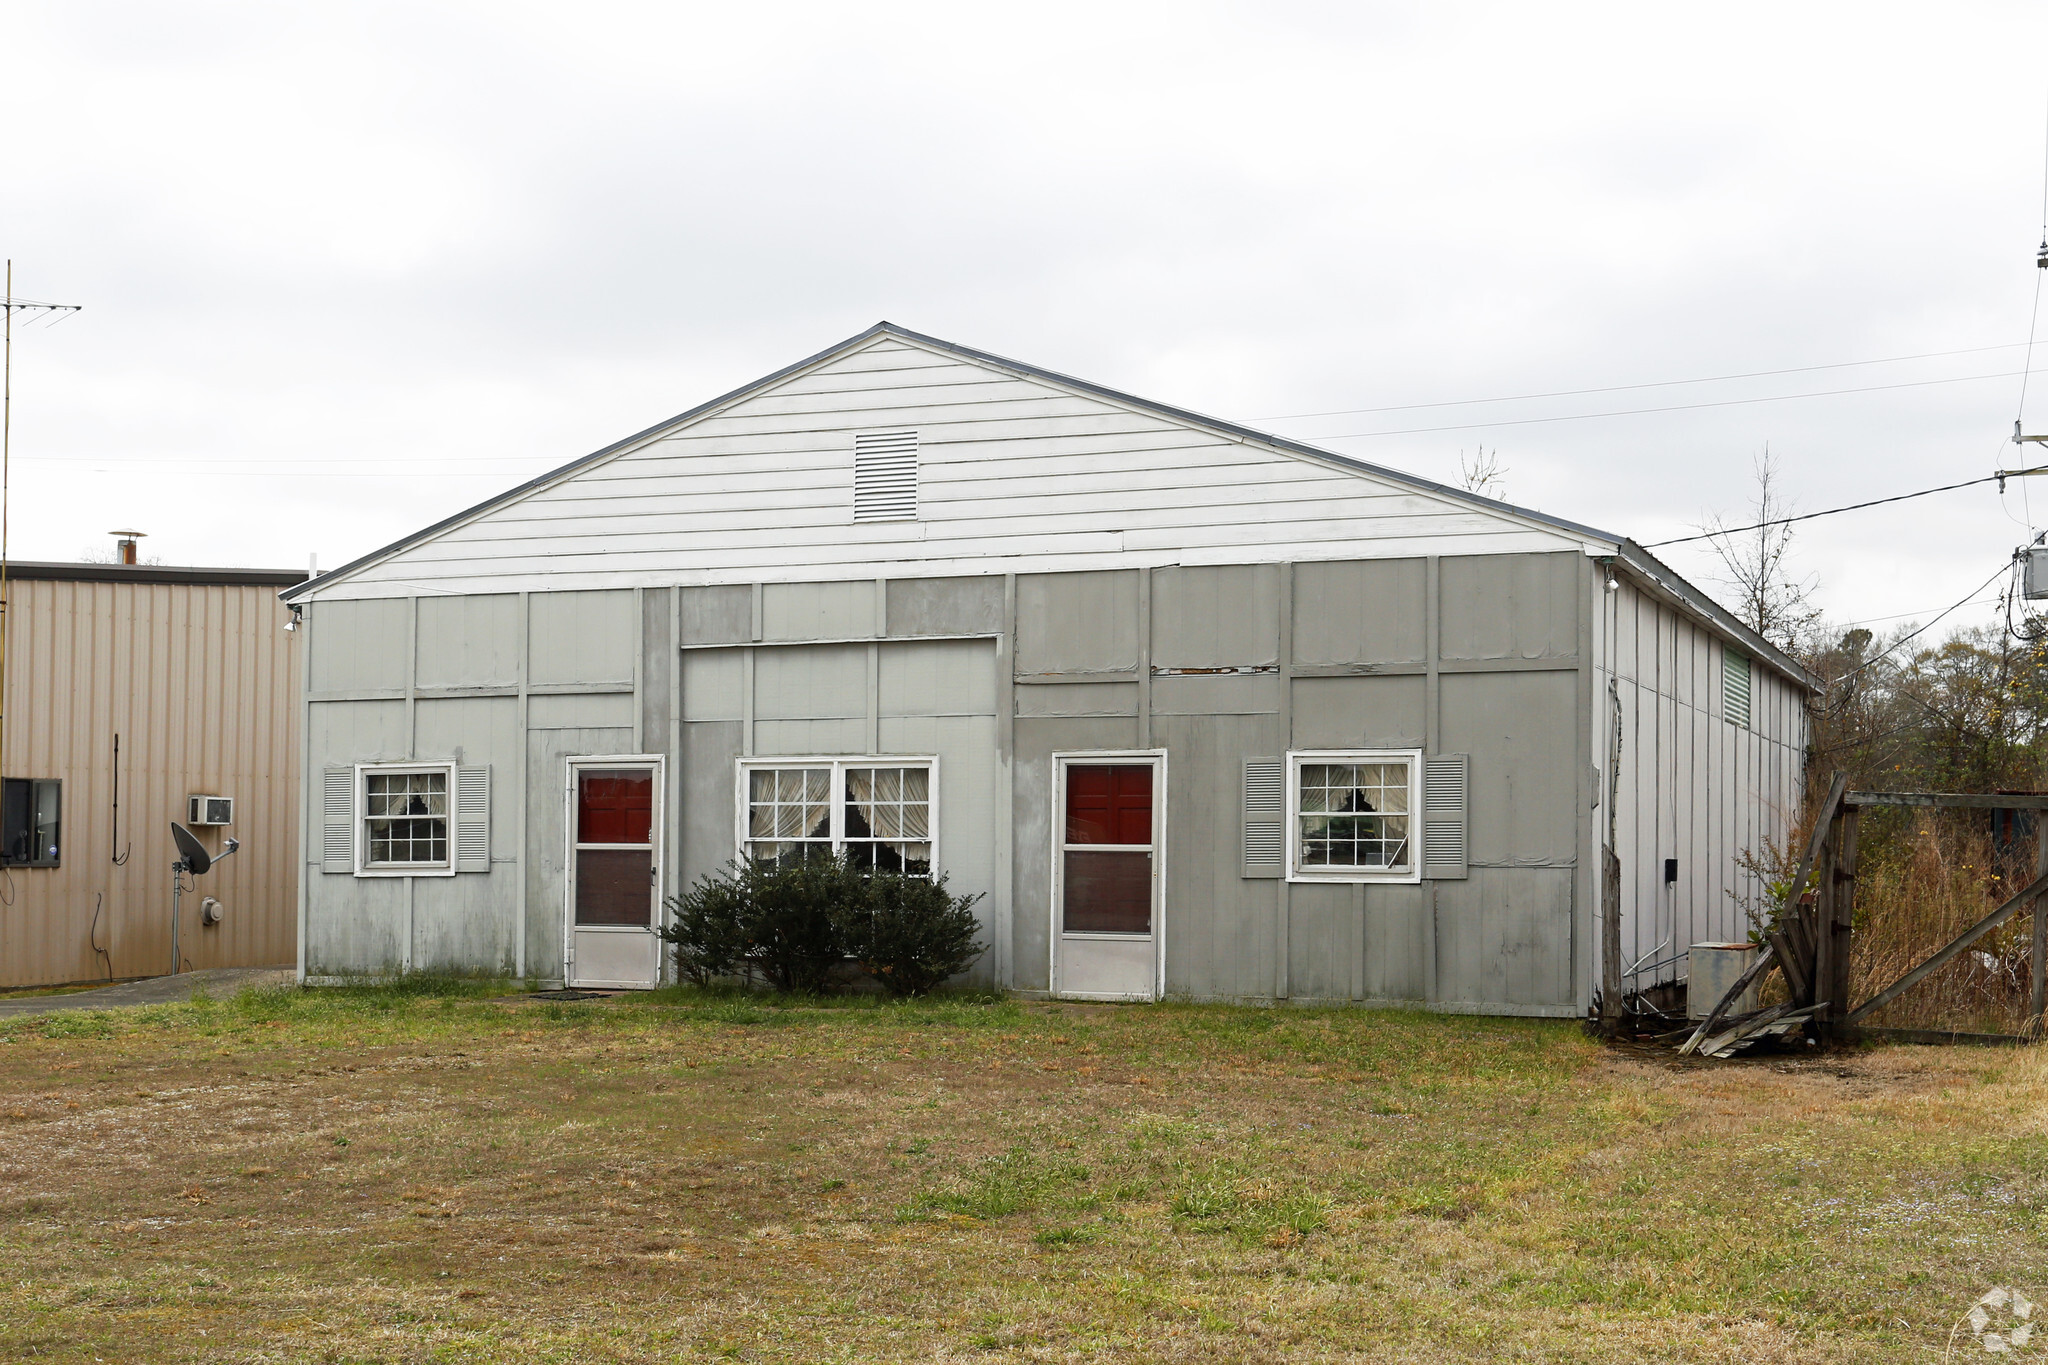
[529,692,636,730]
[415,594,519,688]
[1291,559,1426,668]
[308,698,409,764]
[1151,713,1285,1001]
[763,580,877,641]
[311,597,410,692]
[1439,552,1579,661]
[755,718,866,755]
[1016,571,1138,675]
[529,590,636,685]
[880,639,996,717]
[1434,868,1573,1007]
[1016,681,1138,718]
[1438,670,1578,865]
[1152,564,1279,668]
[754,644,865,720]
[1287,881,1357,1001]
[1291,675,1426,749]
[680,585,752,646]
[682,648,744,722]
[886,575,1004,637]
[1150,673,1280,716]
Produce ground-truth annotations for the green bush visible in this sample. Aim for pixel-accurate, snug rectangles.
[659,854,985,996]
[843,869,985,997]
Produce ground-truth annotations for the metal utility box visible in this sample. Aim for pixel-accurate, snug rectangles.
[1688,942,1760,1018]
[2025,545,2048,601]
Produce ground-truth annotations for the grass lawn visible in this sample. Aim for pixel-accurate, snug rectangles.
[1,983,2044,1363]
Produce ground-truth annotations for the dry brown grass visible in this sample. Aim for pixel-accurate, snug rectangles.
[0,984,2045,1362]
[1852,816,2042,1034]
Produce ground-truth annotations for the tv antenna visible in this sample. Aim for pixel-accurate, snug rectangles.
[0,262,81,791]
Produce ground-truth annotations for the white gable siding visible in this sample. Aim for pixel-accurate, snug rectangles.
[323,337,1590,600]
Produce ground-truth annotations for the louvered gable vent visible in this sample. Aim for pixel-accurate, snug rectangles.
[852,431,918,522]
[1723,648,1752,729]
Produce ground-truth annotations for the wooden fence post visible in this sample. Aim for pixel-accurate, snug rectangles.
[1813,822,1838,1034]
[1833,805,1859,1032]
[2033,814,2047,1037]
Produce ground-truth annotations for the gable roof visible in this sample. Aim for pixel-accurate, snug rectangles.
[281,321,1815,688]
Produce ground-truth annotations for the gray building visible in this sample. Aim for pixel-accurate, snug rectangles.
[282,324,1811,1012]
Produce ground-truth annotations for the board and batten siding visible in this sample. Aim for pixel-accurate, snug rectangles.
[316,336,1590,601]
[1590,572,1806,992]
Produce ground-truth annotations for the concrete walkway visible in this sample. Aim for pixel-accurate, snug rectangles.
[0,967,294,1018]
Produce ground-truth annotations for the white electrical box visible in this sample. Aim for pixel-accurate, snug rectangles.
[2025,546,2048,601]
[187,795,234,826]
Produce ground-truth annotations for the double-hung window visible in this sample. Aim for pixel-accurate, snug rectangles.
[358,763,456,875]
[1286,750,1422,883]
[738,758,935,875]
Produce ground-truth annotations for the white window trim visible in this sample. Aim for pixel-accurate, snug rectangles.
[1285,749,1424,885]
[731,755,940,872]
[354,762,459,878]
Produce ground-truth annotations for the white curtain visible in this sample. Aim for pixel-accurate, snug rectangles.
[845,767,931,842]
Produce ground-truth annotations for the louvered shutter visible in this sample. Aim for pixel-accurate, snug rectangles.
[1421,754,1469,881]
[1722,649,1752,728]
[1242,757,1283,878]
[455,765,491,873]
[321,767,355,874]
[852,431,918,521]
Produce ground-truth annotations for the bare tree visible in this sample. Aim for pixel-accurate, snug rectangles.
[1699,447,1819,653]
[1458,446,1508,500]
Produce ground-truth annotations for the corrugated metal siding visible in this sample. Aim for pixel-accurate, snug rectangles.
[0,578,300,988]
[319,337,1588,600]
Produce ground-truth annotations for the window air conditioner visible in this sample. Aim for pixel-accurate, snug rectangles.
[187,795,234,827]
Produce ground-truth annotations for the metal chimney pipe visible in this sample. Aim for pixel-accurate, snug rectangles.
[108,528,145,565]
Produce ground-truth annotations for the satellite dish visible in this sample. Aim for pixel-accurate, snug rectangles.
[171,822,212,875]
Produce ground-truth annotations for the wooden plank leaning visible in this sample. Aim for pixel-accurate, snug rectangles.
[1845,863,2048,1024]
[1679,771,1848,1055]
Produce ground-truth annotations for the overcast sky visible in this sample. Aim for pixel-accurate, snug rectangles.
[6,1,2048,634]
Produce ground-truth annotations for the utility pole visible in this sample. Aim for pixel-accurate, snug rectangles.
[0,263,82,793]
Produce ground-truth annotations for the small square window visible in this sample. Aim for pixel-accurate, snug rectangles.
[1287,752,1421,883]
[359,766,453,872]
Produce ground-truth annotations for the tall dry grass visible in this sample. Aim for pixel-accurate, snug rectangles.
[1850,815,2042,1035]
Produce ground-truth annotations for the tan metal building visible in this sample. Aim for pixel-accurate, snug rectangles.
[1,558,305,988]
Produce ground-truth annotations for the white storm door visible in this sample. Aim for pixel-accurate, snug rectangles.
[566,758,664,989]
[1053,756,1163,1001]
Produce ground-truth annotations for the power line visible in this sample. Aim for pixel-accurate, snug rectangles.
[1303,367,2048,441]
[1641,472,2019,549]
[1833,558,2016,686]
[1251,342,2032,422]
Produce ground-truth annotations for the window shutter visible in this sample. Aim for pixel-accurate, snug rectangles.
[455,764,491,873]
[1722,648,1752,728]
[1242,757,1283,878]
[321,767,354,874]
[1422,754,1469,881]
[852,431,918,521]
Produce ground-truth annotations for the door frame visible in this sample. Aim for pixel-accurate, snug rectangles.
[1049,749,1168,1001]
[563,753,666,990]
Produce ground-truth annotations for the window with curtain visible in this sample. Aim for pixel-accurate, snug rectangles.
[1288,751,1421,882]
[741,759,934,874]
[363,767,451,868]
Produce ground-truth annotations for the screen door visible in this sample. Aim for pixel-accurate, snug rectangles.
[566,758,663,989]
[1054,756,1162,1000]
